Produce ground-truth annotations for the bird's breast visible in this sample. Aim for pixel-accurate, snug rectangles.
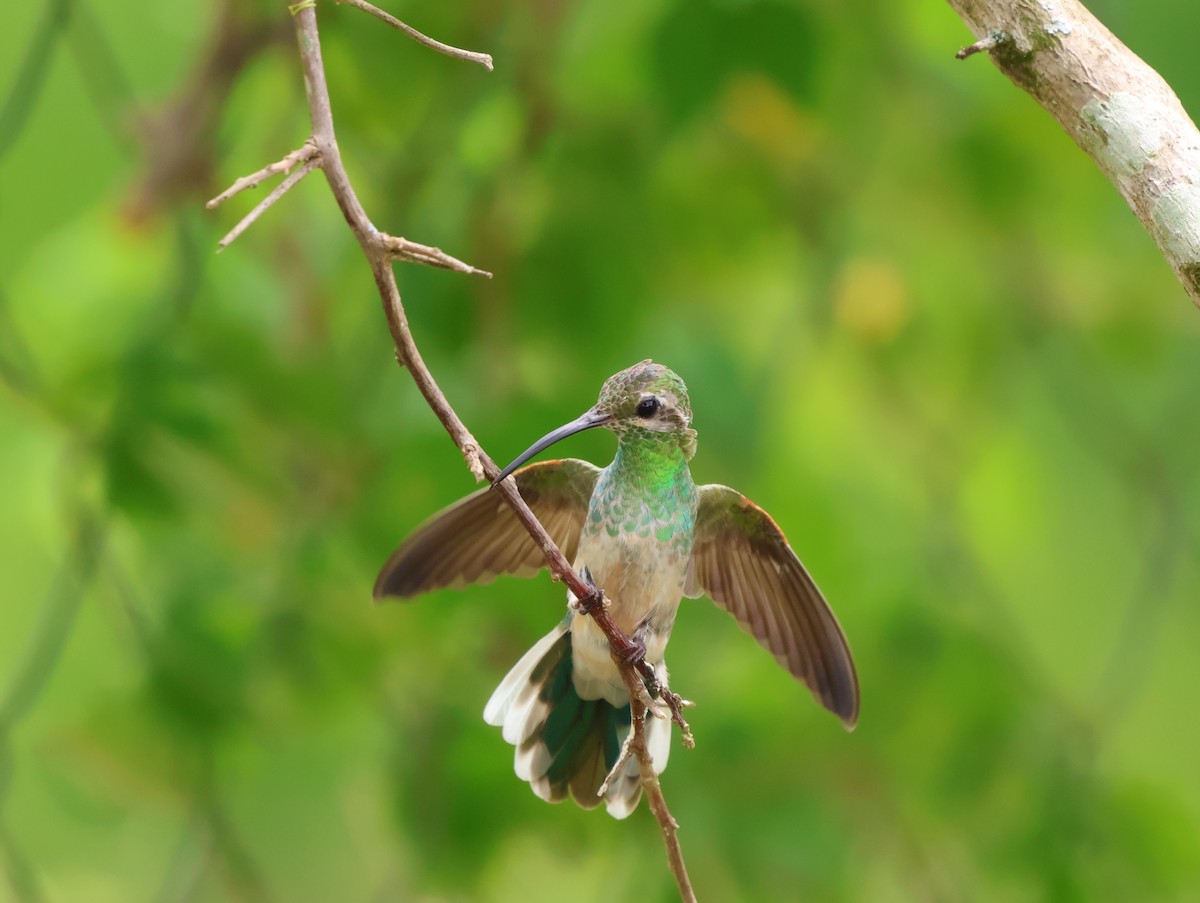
[566,471,698,704]
[573,529,690,634]
[569,528,691,705]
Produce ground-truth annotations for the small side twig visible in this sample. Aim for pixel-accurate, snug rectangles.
[379,234,493,276]
[335,0,494,71]
[207,140,317,208]
[955,31,1004,60]
[215,156,320,251]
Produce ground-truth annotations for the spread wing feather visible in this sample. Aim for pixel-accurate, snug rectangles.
[374,459,601,600]
[685,484,860,728]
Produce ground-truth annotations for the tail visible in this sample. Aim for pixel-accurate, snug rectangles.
[483,623,671,819]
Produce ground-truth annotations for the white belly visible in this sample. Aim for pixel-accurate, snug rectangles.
[567,529,688,706]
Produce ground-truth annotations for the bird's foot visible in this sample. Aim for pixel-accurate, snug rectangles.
[630,686,695,748]
[617,633,647,667]
[633,675,695,745]
[617,635,665,701]
[571,566,607,616]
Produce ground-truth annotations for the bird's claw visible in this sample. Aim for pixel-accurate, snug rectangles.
[571,566,606,615]
[618,634,647,667]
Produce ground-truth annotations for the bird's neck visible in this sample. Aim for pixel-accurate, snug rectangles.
[588,428,698,549]
[609,428,692,492]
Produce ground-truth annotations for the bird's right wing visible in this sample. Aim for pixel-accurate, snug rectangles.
[684,484,859,728]
[373,459,601,600]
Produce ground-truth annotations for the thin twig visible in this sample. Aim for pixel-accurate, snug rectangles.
[215,156,319,251]
[335,0,494,71]
[620,693,696,903]
[379,233,493,276]
[597,724,636,797]
[207,140,317,208]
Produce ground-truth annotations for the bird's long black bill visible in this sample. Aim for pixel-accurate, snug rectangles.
[492,409,612,487]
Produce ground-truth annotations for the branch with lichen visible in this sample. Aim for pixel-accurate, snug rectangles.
[208,1,695,898]
[948,0,1200,308]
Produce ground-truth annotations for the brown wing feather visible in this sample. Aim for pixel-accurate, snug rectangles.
[685,484,860,728]
[373,459,600,600]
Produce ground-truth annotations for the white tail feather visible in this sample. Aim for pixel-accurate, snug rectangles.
[483,623,567,727]
[484,622,675,819]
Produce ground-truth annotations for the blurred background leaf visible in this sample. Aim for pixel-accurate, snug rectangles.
[1,0,1198,900]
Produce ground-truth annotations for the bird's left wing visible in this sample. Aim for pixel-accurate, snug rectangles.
[374,459,601,600]
[685,484,860,728]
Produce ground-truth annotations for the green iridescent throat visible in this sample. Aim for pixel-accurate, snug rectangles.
[611,427,690,487]
[588,427,698,548]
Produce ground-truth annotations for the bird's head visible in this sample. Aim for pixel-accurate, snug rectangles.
[493,360,697,486]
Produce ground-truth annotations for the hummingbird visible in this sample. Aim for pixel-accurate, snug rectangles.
[374,360,858,818]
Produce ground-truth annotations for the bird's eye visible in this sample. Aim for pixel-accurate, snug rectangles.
[636,397,660,418]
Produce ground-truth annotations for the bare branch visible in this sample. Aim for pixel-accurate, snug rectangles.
[215,156,319,251]
[211,2,694,893]
[621,696,697,903]
[378,233,494,277]
[207,140,317,208]
[948,0,1200,307]
[335,0,494,71]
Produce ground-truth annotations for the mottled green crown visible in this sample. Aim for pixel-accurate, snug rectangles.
[594,360,697,458]
[596,360,691,420]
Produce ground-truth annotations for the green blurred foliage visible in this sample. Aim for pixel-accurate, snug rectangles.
[2,0,1199,900]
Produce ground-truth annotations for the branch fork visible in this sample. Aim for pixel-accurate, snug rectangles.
[206,140,318,209]
[208,147,320,251]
